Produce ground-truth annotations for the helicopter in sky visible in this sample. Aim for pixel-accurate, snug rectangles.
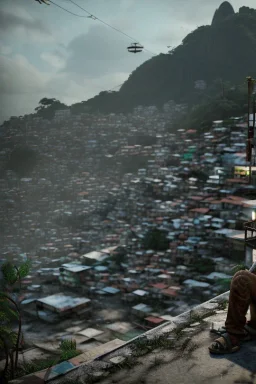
[127,43,144,54]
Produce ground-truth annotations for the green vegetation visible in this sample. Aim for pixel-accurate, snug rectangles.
[215,263,248,294]
[21,358,58,375]
[5,146,38,177]
[143,229,169,251]
[131,327,200,360]
[171,80,248,132]
[59,339,81,361]
[34,97,69,120]
[8,339,81,380]
[0,260,30,381]
[0,259,80,382]
[191,258,216,274]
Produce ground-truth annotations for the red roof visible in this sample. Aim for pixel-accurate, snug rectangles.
[145,316,165,324]
[186,130,197,134]
[189,208,210,213]
[151,283,168,290]
[179,234,188,240]
[161,288,178,297]
[190,196,204,201]
[226,195,245,201]
[226,178,248,184]
[203,197,216,202]
[221,199,244,206]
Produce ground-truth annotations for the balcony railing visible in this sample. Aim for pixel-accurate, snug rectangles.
[244,220,256,248]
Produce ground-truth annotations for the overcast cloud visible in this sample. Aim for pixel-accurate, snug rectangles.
[0,0,255,123]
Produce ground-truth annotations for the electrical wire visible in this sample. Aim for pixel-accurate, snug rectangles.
[48,0,89,17]
[68,0,157,56]
[109,83,124,91]
[47,0,158,95]
[48,0,157,56]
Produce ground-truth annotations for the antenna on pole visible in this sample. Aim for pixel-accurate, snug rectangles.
[246,77,255,184]
[253,94,256,167]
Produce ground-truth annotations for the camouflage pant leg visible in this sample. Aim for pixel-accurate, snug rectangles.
[225,270,256,335]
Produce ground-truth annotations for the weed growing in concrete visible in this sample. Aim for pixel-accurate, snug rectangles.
[171,327,184,341]
[180,337,191,352]
[218,301,228,311]
[118,356,141,370]
[164,339,175,350]
[189,311,204,324]
[132,338,153,357]
[21,358,59,375]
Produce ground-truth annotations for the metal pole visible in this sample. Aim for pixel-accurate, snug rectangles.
[247,78,253,184]
[253,96,256,170]
[250,261,256,273]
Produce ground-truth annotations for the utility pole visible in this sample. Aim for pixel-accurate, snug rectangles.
[246,77,256,184]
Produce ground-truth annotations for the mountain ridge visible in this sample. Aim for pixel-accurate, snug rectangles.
[71,3,256,115]
[7,2,255,123]
[211,1,235,25]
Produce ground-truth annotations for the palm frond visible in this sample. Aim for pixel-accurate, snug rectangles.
[18,260,31,279]
[231,264,248,274]
[1,263,18,285]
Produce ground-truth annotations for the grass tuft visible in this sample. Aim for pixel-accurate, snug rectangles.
[218,301,228,311]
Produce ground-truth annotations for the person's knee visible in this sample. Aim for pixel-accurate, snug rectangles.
[231,270,250,289]
[233,270,250,280]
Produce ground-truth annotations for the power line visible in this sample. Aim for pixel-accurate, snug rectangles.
[48,0,89,17]
[47,5,126,92]
[109,83,124,91]
[68,0,157,56]
[48,0,158,95]
[49,0,157,56]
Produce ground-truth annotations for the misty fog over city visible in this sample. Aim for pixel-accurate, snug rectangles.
[1,1,256,383]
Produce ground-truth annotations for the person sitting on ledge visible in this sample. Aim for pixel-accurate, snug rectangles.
[209,269,256,354]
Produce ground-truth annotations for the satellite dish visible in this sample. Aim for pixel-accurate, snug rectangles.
[127,43,144,53]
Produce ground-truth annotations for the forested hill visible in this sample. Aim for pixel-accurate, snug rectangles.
[71,3,256,115]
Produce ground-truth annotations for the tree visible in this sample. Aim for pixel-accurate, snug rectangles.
[143,229,169,251]
[6,146,38,177]
[34,98,58,111]
[191,258,216,274]
[34,98,68,120]
[176,81,248,132]
[215,263,248,294]
[0,260,30,381]
[112,246,127,267]
[187,170,209,182]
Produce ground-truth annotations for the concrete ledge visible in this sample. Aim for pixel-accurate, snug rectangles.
[9,291,230,384]
[48,291,230,383]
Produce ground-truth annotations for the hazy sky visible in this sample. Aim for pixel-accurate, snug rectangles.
[0,0,255,123]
